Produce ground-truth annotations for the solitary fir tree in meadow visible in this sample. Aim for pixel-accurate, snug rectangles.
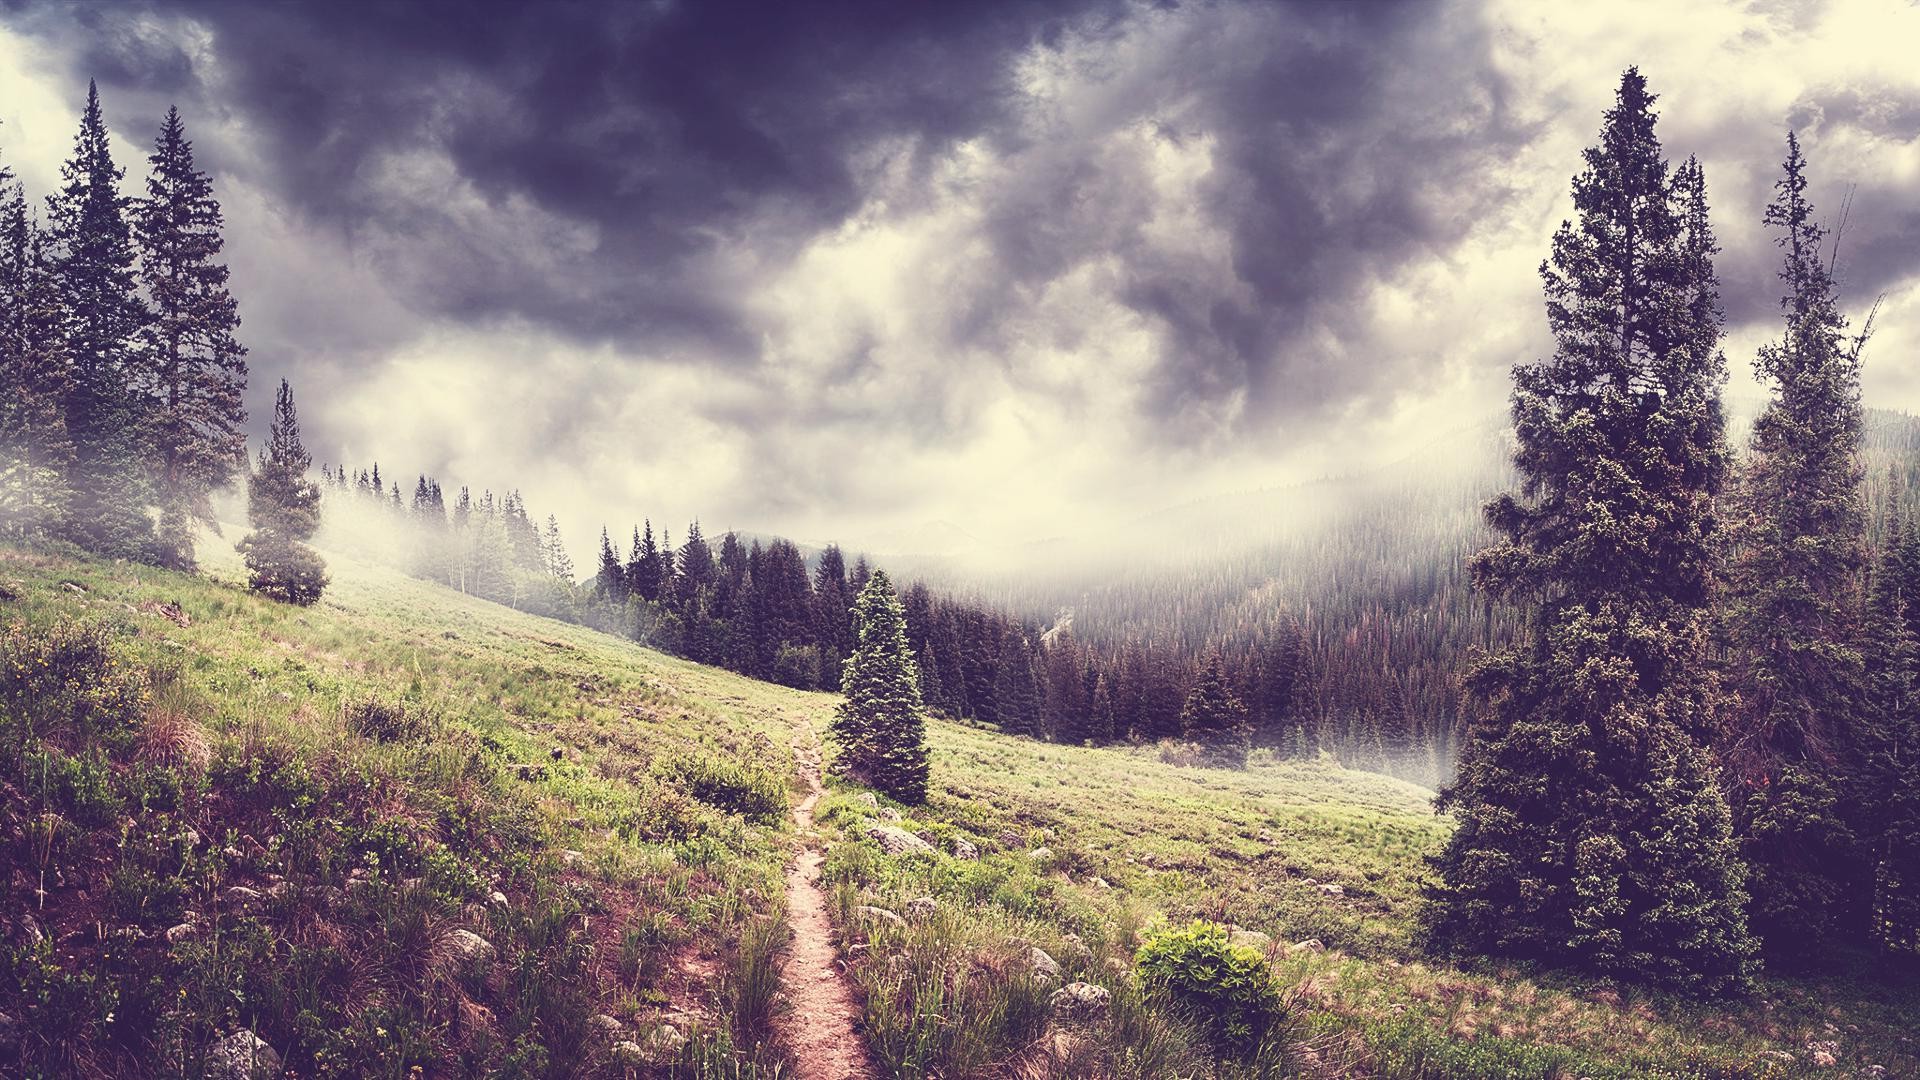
[0,158,76,538]
[1723,133,1874,958]
[136,107,247,569]
[1180,650,1252,768]
[1426,69,1757,993]
[46,82,153,558]
[238,380,327,604]
[831,569,930,803]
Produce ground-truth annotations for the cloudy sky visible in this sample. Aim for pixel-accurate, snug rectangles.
[2,0,1918,563]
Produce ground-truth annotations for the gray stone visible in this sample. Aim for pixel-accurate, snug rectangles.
[1089,876,1111,889]
[1028,847,1053,861]
[489,890,509,907]
[996,829,1024,848]
[878,807,903,823]
[950,837,979,860]
[859,792,879,809]
[588,1014,624,1041]
[1049,981,1112,1026]
[166,923,196,944]
[643,1022,687,1060]
[225,885,264,904]
[206,1030,281,1080]
[1316,882,1345,898]
[1059,933,1093,966]
[609,1040,648,1066]
[1289,938,1325,953]
[904,896,939,922]
[448,928,495,964]
[857,905,905,928]
[1027,945,1061,982]
[866,824,935,856]
[1228,929,1272,953]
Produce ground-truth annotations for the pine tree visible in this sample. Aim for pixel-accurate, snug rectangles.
[0,173,76,538]
[630,519,664,601]
[594,527,626,602]
[135,107,246,568]
[1722,132,1872,958]
[831,569,930,803]
[992,627,1042,737]
[46,81,153,557]
[1180,650,1252,768]
[237,380,326,604]
[1860,515,1920,954]
[543,515,574,580]
[1425,70,1756,994]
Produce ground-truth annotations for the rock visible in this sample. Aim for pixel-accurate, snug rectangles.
[950,838,979,860]
[1089,876,1111,889]
[1805,1041,1839,1068]
[166,923,196,944]
[1027,945,1061,982]
[1028,847,1054,861]
[225,885,264,904]
[1228,929,1273,953]
[1757,1050,1795,1066]
[866,824,935,856]
[643,1022,687,1060]
[1288,938,1325,953]
[1059,933,1093,966]
[206,1030,281,1080]
[609,1040,648,1066]
[588,1014,624,1041]
[859,792,879,809]
[877,807,903,823]
[558,849,587,869]
[857,905,905,928]
[1257,829,1276,843]
[1102,955,1133,980]
[905,896,940,922]
[176,827,202,848]
[549,747,565,762]
[1316,882,1345,898]
[1049,981,1112,1026]
[489,890,509,907]
[448,929,495,964]
[997,829,1024,848]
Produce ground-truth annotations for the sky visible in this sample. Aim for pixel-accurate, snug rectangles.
[2,0,1918,566]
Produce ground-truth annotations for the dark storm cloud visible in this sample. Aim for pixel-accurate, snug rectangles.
[10,0,1517,441]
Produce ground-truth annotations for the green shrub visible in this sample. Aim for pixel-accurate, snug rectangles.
[344,696,428,743]
[1135,920,1288,1058]
[0,617,149,753]
[654,753,786,824]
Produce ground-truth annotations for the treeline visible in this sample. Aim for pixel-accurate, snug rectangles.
[0,85,247,568]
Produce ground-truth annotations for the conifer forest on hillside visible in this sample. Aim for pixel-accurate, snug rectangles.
[3,4,1920,1078]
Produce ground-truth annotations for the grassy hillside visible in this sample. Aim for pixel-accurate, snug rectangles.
[2,539,1916,1078]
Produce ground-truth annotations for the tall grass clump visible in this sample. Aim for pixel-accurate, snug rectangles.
[655,751,787,824]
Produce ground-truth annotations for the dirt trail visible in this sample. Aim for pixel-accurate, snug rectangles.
[776,738,879,1080]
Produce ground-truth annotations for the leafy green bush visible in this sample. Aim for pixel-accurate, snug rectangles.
[1135,920,1288,1057]
[344,695,427,743]
[654,752,787,824]
[0,617,149,753]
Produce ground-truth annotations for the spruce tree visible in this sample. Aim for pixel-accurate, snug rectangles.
[1425,70,1756,994]
[1722,133,1871,957]
[992,627,1042,737]
[237,380,326,604]
[1860,516,1920,953]
[594,527,626,602]
[831,569,930,803]
[1180,651,1252,768]
[135,107,247,568]
[0,177,76,538]
[46,81,153,557]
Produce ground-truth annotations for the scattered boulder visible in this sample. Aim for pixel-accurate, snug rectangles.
[1027,945,1061,982]
[1028,847,1054,861]
[866,824,935,856]
[1316,882,1345,898]
[643,1022,687,1060]
[1806,1041,1839,1068]
[1089,876,1111,889]
[588,1014,624,1042]
[859,792,879,809]
[1288,938,1324,953]
[1059,933,1094,966]
[166,923,196,945]
[489,890,509,907]
[558,849,588,870]
[448,929,496,964]
[206,1030,280,1080]
[905,896,940,922]
[950,837,979,860]
[1049,981,1112,1026]
[1228,928,1272,953]
[857,905,906,928]
[878,807,903,824]
[609,1040,647,1067]
[224,885,264,904]
[996,829,1024,848]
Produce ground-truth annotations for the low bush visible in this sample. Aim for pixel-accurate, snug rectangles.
[654,752,787,824]
[1135,920,1290,1058]
[344,695,429,743]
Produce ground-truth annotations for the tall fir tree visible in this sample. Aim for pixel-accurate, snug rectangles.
[1860,514,1920,954]
[237,380,326,604]
[0,171,76,538]
[46,81,153,557]
[1425,70,1756,994]
[830,569,930,803]
[1180,650,1252,768]
[1722,132,1872,958]
[594,527,626,602]
[135,107,247,568]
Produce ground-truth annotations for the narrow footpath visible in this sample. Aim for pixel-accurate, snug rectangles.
[775,737,879,1080]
